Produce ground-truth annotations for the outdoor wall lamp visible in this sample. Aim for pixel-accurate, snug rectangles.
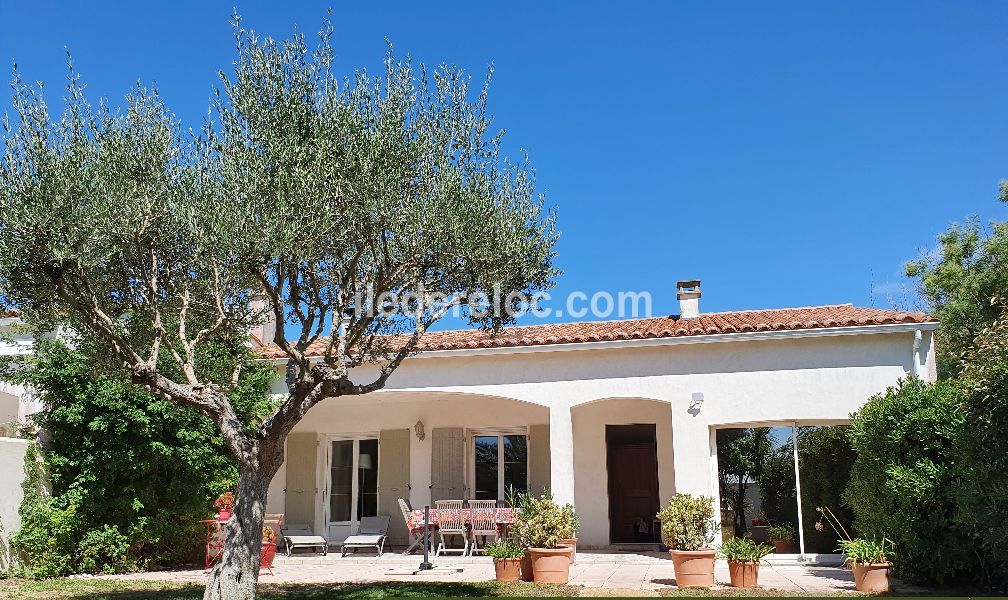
[414,420,425,441]
[690,392,705,411]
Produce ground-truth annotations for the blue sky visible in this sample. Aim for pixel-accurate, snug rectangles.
[2,1,1006,326]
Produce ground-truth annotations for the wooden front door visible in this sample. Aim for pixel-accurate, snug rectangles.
[607,426,660,543]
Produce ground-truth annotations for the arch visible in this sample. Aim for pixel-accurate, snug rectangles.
[571,396,676,547]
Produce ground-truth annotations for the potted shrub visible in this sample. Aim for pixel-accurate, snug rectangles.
[214,491,234,521]
[768,524,796,553]
[657,493,717,588]
[817,506,894,593]
[512,491,576,584]
[719,536,774,588]
[556,504,579,564]
[485,539,524,582]
[261,525,277,570]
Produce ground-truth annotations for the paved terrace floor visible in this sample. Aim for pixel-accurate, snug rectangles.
[100,550,913,595]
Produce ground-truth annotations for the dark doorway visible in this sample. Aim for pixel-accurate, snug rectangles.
[606,424,660,543]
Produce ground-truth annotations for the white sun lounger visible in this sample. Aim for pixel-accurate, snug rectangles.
[281,524,328,556]
[340,515,390,557]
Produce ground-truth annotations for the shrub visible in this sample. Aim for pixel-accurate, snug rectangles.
[512,491,577,549]
[7,340,274,576]
[845,377,970,584]
[657,493,716,551]
[484,538,525,559]
[719,536,773,563]
[767,524,795,542]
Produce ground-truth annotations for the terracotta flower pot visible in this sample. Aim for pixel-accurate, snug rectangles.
[558,537,577,564]
[772,538,795,554]
[669,549,716,588]
[493,557,522,582]
[217,508,232,521]
[853,562,890,593]
[520,551,534,582]
[728,561,760,588]
[527,546,574,584]
[260,542,276,569]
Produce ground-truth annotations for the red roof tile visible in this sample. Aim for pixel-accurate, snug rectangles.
[258,304,936,359]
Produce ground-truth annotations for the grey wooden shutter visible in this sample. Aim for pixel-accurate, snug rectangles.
[378,429,411,546]
[285,432,318,530]
[528,424,551,496]
[430,427,465,502]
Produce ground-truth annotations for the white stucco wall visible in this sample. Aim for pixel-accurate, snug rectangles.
[265,323,936,546]
[0,437,29,569]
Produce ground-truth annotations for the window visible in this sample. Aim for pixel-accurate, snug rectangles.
[327,437,379,525]
[473,432,528,501]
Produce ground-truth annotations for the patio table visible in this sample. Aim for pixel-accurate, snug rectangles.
[406,506,514,531]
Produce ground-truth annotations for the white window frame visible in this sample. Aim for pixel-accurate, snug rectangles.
[468,427,528,502]
[323,432,380,535]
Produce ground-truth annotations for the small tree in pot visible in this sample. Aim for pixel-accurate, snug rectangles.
[513,491,576,584]
[657,493,717,588]
[719,536,773,588]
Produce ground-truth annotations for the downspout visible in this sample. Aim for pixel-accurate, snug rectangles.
[912,330,922,378]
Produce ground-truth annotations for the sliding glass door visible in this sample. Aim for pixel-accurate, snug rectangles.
[326,437,378,542]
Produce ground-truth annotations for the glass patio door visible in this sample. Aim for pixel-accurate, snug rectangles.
[326,437,378,542]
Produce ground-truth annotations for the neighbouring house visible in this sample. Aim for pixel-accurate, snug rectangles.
[0,311,35,567]
[254,281,938,551]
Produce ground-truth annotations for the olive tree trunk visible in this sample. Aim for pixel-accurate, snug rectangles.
[204,440,283,600]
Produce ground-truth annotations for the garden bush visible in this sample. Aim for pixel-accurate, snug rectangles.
[845,377,971,584]
[7,339,274,576]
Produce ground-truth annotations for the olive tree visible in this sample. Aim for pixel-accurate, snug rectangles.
[0,18,557,599]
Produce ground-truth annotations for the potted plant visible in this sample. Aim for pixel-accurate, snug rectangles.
[719,536,774,588]
[657,493,717,588]
[557,503,579,564]
[768,524,796,553]
[512,491,576,584]
[214,491,234,521]
[817,506,894,593]
[261,525,277,570]
[485,539,524,582]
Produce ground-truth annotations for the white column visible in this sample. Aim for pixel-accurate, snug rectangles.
[791,423,806,557]
[549,403,575,506]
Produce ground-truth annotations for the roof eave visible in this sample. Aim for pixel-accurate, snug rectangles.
[261,320,939,364]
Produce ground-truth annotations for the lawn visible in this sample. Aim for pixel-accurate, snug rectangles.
[0,579,862,599]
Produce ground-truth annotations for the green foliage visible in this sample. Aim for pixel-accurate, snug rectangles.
[657,493,716,552]
[767,524,795,542]
[756,443,796,533]
[716,428,773,534]
[512,491,577,549]
[7,339,274,576]
[795,426,856,554]
[718,536,773,563]
[483,538,525,560]
[845,377,970,584]
[955,309,1008,587]
[905,210,1008,379]
[839,537,895,566]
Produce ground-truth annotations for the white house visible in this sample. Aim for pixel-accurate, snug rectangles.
[256,281,938,552]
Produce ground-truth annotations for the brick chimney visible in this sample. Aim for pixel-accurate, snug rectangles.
[677,280,701,319]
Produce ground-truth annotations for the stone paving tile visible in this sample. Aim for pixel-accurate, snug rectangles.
[99,552,870,594]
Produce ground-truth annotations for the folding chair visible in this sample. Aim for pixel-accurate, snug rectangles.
[434,500,469,556]
[204,523,225,572]
[261,513,284,575]
[399,498,427,555]
[467,499,499,555]
[341,515,390,557]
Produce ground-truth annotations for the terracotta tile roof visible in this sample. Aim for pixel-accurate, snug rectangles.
[258,304,936,359]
